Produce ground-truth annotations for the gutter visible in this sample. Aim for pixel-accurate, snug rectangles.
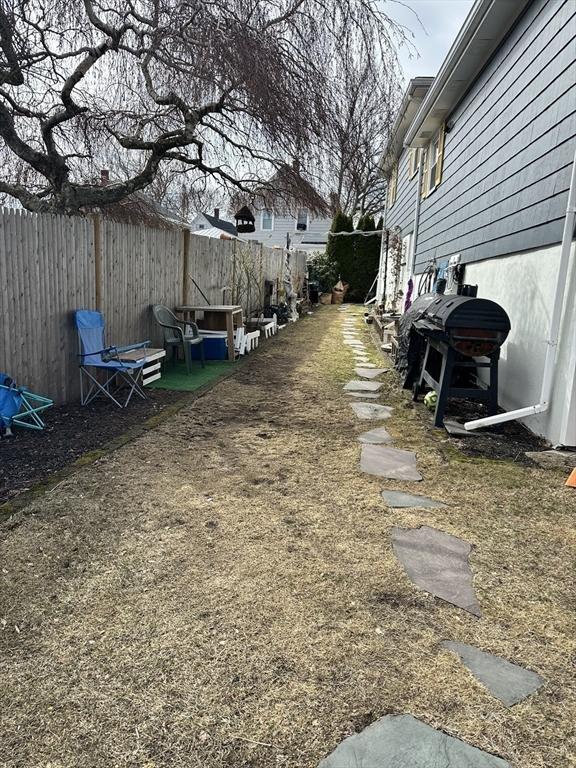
[465,147,576,431]
[404,0,530,147]
[404,0,493,146]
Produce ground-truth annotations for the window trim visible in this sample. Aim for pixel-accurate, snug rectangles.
[408,148,419,180]
[261,208,274,231]
[387,163,398,209]
[422,124,446,199]
[295,208,309,232]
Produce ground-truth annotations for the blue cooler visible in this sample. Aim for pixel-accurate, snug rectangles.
[191,331,228,360]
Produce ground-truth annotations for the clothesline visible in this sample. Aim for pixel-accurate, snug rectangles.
[327,230,386,237]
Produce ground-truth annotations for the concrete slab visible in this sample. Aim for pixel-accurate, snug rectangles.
[444,420,497,438]
[351,402,393,420]
[361,444,422,481]
[344,380,383,392]
[382,490,445,508]
[358,427,393,444]
[318,714,510,767]
[355,367,389,379]
[443,641,545,706]
[525,450,576,471]
[355,362,376,368]
[392,526,482,616]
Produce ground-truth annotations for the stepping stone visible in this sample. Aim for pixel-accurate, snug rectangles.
[346,391,381,399]
[355,367,388,379]
[382,490,445,508]
[442,641,545,706]
[344,380,383,392]
[392,526,482,616]
[351,402,393,420]
[358,427,393,444]
[318,714,510,767]
[361,444,422,481]
[356,362,376,367]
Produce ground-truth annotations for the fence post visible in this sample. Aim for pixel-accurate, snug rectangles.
[182,227,190,305]
[91,214,102,310]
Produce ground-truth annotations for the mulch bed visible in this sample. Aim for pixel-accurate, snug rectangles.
[438,398,549,464]
[0,390,180,503]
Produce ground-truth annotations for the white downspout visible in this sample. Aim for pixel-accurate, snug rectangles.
[465,147,576,431]
[375,186,390,304]
[409,151,425,279]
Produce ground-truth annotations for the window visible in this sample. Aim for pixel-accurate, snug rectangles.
[408,148,420,179]
[261,209,274,230]
[295,208,308,231]
[422,124,446,198]
[387,164,398,209]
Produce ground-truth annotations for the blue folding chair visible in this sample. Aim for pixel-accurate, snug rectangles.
[75,310,150,408]
[0,373,53,437]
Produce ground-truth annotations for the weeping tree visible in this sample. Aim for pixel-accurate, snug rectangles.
[0,0,405,215]
[312,17,405,217]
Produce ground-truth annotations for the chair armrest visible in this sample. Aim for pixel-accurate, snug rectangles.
[184,321,200,338]
[78,345,117,360]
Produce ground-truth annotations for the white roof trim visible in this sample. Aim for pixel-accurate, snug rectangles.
[404,0,532,147]
[379,78,434,175]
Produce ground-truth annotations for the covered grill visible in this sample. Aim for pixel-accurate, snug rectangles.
[403,293,511,427]
[414,294,510,356]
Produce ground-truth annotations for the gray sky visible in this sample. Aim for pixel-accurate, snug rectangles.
[384,0,475,82]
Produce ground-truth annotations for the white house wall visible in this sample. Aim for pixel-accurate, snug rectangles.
[242,214,331,254]
[465,243,576,446]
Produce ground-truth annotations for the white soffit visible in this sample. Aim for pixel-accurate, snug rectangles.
[405,0,532,148]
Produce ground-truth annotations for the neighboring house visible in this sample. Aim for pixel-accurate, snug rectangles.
[234,163,332,254]
[190,209,239,238]
[380,0,576,446]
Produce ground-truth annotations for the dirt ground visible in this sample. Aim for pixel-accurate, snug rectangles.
[1,306,575,768]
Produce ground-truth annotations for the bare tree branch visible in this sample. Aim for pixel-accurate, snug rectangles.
[0,0,406,214]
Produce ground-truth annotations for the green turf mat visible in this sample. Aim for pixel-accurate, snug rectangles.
[148,360,236,392]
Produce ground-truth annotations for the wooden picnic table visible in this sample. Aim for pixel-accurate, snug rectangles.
[174,305,243,362]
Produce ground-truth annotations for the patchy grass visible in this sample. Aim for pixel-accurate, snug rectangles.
[0,307,574,768]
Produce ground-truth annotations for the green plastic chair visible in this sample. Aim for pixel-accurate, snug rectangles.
[152,305,205,373]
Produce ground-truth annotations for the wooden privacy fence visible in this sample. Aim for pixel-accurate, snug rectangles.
[0,207,307,404]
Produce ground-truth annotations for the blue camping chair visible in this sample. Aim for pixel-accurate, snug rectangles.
[0,373,53,437]
[75,310,150,408]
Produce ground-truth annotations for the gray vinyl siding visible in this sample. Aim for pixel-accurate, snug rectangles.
[414,0,576,272]
[386,148,418,235]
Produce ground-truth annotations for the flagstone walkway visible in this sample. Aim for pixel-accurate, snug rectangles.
[0,306,574,768]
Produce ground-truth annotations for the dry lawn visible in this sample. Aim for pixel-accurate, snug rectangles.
[0,306,575,768]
